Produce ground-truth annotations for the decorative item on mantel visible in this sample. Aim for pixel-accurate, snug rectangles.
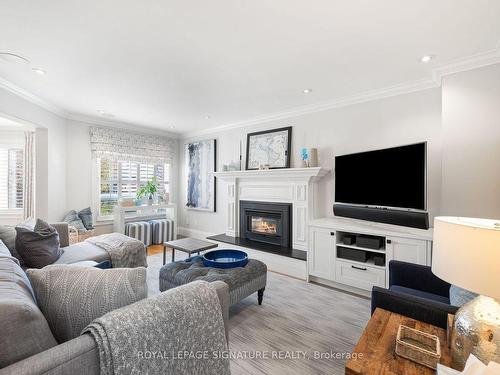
[300,147,319,167]
[246,126,291,170]
[432,217,500,370]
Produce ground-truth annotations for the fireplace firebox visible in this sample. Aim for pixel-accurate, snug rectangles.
[239,201,292,248]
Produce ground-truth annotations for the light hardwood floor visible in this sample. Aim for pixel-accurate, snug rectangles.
[146,252,370,375]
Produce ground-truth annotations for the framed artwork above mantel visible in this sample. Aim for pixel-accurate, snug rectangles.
[245,126,292,170]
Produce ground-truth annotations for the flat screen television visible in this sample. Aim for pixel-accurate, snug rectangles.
[335,142,426,211]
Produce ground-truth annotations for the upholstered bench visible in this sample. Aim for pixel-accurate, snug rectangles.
[149,219,175,244]
[159,256,267,306]
[125,221,152,246]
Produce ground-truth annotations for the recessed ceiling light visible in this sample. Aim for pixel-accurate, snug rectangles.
[168,125,175,129]
[303,88,313,94]
[0,52,30,64]
[97,110,106,115]
[205,115,211,120]
[420,55,435,63]
[32,67,46,75]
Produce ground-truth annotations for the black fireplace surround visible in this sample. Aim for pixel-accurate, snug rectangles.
[239,200,292,248]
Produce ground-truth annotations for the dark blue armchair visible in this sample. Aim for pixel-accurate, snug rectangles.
[371,260,459,329]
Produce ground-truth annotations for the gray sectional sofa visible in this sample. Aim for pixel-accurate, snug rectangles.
[0,223,229,374]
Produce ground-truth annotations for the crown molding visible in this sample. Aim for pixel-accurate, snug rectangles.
[0,76,68,118]
[182,78,439,138]
[1,42,500,139]
[432,45,500,84]
[183,44,500,138]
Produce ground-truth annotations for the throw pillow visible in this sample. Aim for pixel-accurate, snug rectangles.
[26,265,147,343]
[0,224,24,265]
[78,206,94,230]
[450,285,478,307]
[15,219,63,268]
[63,210,87,232]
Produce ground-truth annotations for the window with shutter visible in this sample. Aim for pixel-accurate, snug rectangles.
[0,133,24,212]
[98,158,170,218]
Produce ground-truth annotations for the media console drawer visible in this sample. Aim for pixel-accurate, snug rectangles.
[335,260,386,291]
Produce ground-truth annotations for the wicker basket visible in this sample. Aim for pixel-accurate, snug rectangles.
[395,324,441,369]
[68,225,96,245]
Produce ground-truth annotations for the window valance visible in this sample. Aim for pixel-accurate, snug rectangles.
[89,126,176,164]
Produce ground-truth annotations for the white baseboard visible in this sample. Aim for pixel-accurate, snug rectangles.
[177,226,216,239]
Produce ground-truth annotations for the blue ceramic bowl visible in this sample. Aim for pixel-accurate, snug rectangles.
[202,249,249,269]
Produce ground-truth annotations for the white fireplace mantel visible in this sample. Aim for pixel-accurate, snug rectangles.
[214,167,330,251]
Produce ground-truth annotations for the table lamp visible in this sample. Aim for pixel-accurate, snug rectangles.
[432,217,500,370]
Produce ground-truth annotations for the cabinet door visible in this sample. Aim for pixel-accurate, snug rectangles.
[386,236,428,265]
[308,227,335,280]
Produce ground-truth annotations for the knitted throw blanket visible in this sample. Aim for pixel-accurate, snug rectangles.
[83,280,230,375]
[86,233,147,268]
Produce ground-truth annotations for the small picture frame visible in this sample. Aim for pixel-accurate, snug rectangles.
[246,126,292,170]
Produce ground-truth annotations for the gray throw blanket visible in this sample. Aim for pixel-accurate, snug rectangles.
[83,280,230,375]
[85,233,147,268]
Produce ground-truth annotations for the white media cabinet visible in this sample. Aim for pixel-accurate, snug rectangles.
[308,216,433,296]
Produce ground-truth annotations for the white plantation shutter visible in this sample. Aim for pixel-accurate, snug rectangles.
[98,159,171,217]
[0,131,24,211]
[8,149,24,208]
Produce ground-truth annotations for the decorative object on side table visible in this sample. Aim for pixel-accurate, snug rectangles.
[202,249,249,269]
[395,324,441,369]
[432,217,500,370]
[246,126,291,170]
[300,147,318,167]
[185,139,217,212]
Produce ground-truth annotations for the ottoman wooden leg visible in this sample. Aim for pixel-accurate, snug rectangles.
[258,288,265,305]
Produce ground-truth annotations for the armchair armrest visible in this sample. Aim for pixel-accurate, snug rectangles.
[0,335,99,375]
[371,286,458,329]
[50,222,70,247]
[389,260,451,297]
[210,281,229,342]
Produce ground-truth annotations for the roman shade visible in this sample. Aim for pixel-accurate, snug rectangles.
[89,126,176,164]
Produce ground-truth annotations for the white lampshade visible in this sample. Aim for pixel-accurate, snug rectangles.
[432,217,500,300]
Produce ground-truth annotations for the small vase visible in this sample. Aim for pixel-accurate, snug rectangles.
[147,198,153,206]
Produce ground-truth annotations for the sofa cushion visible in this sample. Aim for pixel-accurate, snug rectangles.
[15,219,63,268]
[27,265,147,343]
[54,241,109,265]
[78,207,94,230]
[63,210,87,232]
[390,285,450,305]
[0,224,24,265]
[0,241,58,368]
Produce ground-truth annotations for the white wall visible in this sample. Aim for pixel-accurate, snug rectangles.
[441,63,500,218]
[178,88,443,235]
[0,87,67,222]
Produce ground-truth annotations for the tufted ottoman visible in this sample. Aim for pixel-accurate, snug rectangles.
[159,256,267,306]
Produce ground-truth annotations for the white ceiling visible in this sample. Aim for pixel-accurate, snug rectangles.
[0,0,499,134]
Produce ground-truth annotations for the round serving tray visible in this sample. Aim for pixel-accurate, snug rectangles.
[202,249,249,269]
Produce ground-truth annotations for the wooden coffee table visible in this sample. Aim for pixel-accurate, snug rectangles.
[345,308,452,375]
[163,238,218,264]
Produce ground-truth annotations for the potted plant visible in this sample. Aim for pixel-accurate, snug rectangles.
[136,176,158,206]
